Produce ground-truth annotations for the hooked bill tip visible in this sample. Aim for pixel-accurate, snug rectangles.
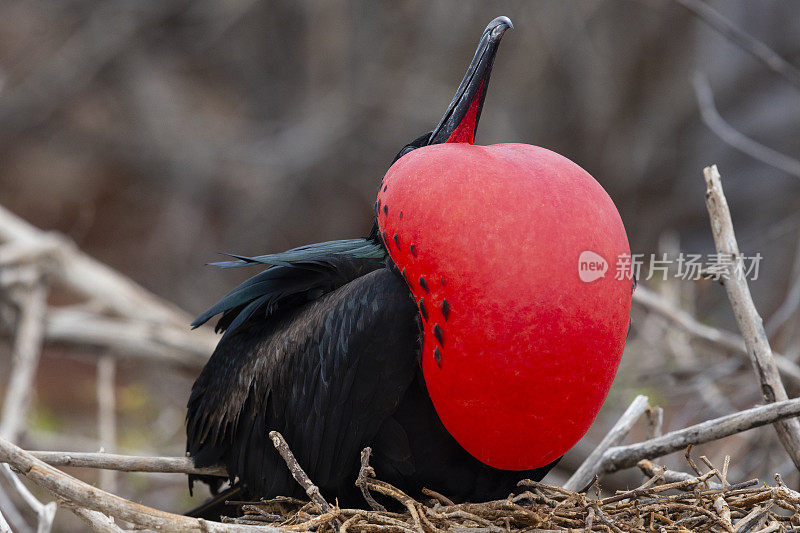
[486,16,513,42]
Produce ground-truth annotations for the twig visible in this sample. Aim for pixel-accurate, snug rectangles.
[357,448,386,512]
[43,308,212,369]
[601,398,800,472]
[421,488,454,507]
[676,0,800,91]
[684,445,703,477]
[584,506,594,533]
[564,395,649,491]
[0,484,31,533]
[27,450,227,476]
[0,469,56,533]
[703,164,800,469]
[766,235,800,336]
[69,507,126,533]
[722,455,731,487]
[0,508,11,533]
[633,285,800,384]
[637,459,721,489]
[96,356,117,492]
[646,406,664,440]
[601,471,715,505]
[713,495,734,533]
[269,431,333,514]
[0,204,217,370]
[0,436,283,532]
[693,73,800,180]
[0,205,189,327]
[0,279,47,439]
[0,277,57,533]
[733,503,772,533]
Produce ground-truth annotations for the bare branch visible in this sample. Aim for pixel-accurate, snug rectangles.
[46,309,210,368]
[692,73,800,180]
[676,0,800,90]
[703,164,800,468]
[646,406,664,440]
[0,206,189,326]
[357,447,386,512]
[0,280,47,440]
[0,437,280,532]
[27,451,226,477]
[765,235,800,336]
[69,507,126,533]
[601,398,800,472]
[0,204,217,369]
[637,459,721,488]
[633,285,800,383]
[0,276,57,533]
[0,507,11,533]
[269,431,333,514]
[96,356,117,492]
[564,395,649,491]
[44,308,211,370]
[0,484,32,533]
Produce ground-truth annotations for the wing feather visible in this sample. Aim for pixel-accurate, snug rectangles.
[186,266,419,499]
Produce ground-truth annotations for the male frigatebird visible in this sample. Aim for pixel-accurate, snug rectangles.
[186,16,631,516]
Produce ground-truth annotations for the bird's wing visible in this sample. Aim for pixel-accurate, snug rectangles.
[186,265,420,498]
[209,238,386,269]
[192,238,388,337]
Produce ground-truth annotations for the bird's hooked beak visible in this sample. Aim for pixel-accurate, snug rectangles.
[428,16,513,145]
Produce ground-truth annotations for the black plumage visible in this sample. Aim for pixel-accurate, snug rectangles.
[186,246,558,511]
[185,16,560,517]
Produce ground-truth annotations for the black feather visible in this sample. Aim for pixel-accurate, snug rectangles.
[192,247,386,337]
[210,239,386,269]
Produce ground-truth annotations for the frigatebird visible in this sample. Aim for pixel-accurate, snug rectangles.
[186,15,632,516]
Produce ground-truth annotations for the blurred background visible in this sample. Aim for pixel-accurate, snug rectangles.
[1,0,799,530]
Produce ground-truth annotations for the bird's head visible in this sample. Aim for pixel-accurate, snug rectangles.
[392,16,513,163]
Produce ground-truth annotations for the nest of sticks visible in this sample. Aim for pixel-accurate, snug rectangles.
[223,444,800,533]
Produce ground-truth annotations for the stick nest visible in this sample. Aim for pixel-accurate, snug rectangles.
[221,456,800,532]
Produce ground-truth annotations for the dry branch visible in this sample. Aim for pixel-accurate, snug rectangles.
[0,279,47,440]
[646,405,664,439]
[600,398,800,472]
[638,459,721,488]
[693,73,800,180]
[632,286,800,383]
[703,164,800,469]
[0,437,282,532]
[0,204,216,369]
[27,451,226,477]
[0,487,30,533]
[270,431,333,515]
[96,356,117,492]
[564,395,649,491]
[228,456,796,532]
[0,508,11,533]
[43,308,212,369]
[357,447,386,512]
[0,276,57,533]
[0,206,186,326]
[69,507,126,533]
[676,0,800,91]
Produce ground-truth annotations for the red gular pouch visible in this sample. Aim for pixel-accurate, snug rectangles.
[376,142,631,470]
